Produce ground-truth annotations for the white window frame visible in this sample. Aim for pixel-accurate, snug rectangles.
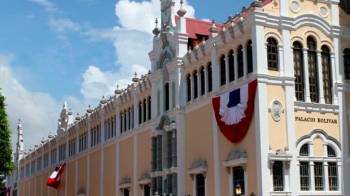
[223,158,248,196]
[296,131,342,195]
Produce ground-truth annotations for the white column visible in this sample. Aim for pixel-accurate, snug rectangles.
[330,53,338,104]
[310,162,315,191]
[339,92,349,194]
[243,47,248,78]
[211,43,220,91]
[133,90,139,129]
[116,108,121,137]
[151,80,158,118]
[278,45,284,76]
[252,25,267,74]
[317,51,325,104]
[303,49,311,102]
[212,115,221,196]
[284,162,290,192]
[337,161,342,192]
[324,162,329,191]
[234,53,238,81]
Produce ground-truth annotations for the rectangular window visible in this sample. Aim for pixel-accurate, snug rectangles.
[79,132,88,152]
[43,153,49,168]
[314,162,324,191]
[36,157,42,171]
[328,162,338,191]
[152,176,163,196]
[59,143,66,161]
[164,83,170,111]
[233,166,245,196]
[196,174,205,196]
[51,148,57,165]
[272,161,284,191]
[69,138,76,157]
[300,162,310,191]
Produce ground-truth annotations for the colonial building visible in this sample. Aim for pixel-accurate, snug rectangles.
[6,0,350,195]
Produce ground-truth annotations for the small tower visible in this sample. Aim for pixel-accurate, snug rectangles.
[57,102,71,135]
[16,119,24,161]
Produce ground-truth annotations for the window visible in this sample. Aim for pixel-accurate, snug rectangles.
[193,71,198,99]
[148,96,152,120]
[68,138,76,157]
[152,135,163,171]
[220,54,226,86]
[152,176,163,195]
[300,162,310,191]
[321,45,332,104]
[228,50,235,82]
[166,131,177,168]
[196,174,205,196]
[164,83,170,111]
[247,40,253,73]
[299,144,309,156]
[166,174,177,195]
[79,132,88,152]
[267,37,279,70]
[327,145,336,157]
[237,45,244,78]
[31,160,36,175]
[307,36,319,103]
[200,67,205,96]
[139,102,142,124]
[344,48,350,79]
[328,162,338,190]
[43,153,49,168]
[59,143,66,161]
[123,189,129,196]
[144,184,151,196]
[272,161,284,191]
[51,148,57,165]
[128,108,131,130]
[293,41,305,101]
[233,166,245,196]
[186,74,191,102]
[314,162,324,190]
[207,63,212,92]
[143,100,147,123]
[91,125,101,147]
[36,156,42,171]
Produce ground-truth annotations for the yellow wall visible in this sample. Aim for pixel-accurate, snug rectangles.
[103,144,116,196]
[119,137,134,196]
[89,150,101,196]
[67,161,76,196]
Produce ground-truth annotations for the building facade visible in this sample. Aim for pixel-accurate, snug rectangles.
[6,0,350,195]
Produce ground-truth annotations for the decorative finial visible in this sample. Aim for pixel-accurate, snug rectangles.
[152,18,160,36]
[209,20,218,33]
[115,84,122,95]
[132,72,139,82]
[87,105,93,114]
[177,0,187,17]
[75,113,81,121]
[99,96,105,105]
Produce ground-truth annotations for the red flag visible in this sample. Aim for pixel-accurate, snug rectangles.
[47,163,66,189]
[212,79,257,143]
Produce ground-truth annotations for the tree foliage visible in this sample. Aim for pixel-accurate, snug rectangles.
[0,90,13,176]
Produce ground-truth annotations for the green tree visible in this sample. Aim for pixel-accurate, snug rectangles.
[0,90,13,181]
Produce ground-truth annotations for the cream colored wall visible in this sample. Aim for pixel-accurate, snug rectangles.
[313,137,324,157]
[295,111,339,141]
[67,160,76,196]
[290,26,333,50]
[267,85,288,151]
[119,137,134,195]
[185,104,215,196]
[77,156,87,194]
[89,150,101,196]
[288,0,331,23]
[103,144,116,196]
[137,130,151,196]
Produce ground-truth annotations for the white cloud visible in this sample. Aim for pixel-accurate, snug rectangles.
[49,17,81,33]
[0,55,60,149]
[115,0,194,33]
[28,0,57,13]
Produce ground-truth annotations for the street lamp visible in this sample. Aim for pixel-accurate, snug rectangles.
[235,184,242,196]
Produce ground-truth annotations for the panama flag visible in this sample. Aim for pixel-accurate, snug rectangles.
[212,79,257,143]
[47,163,66,189]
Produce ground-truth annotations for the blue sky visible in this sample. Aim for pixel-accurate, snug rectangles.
[0,0,253,149]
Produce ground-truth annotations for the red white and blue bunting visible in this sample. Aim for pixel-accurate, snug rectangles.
[212,79,257,143]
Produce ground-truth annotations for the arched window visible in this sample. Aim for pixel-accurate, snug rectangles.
[147,96,151,120]
[139,102,142,124]
[164,83,170,111]
[143,99,147,122]
[344,48,350,79]
[299,143,309,156]
[193,71,198,99]
[207,62,213,92]
[321,45,332,104]
[186,74,191,102]
[307,36,319,103]
[228,50,235,82]
[237,45,244,78]
[246,40,253,73]
[293,41,305,101]
[200,67,205,96]
[220,55,226,86]
[327,145,336,157]
[267,37,278,70]
[272,161,284,191]
[128,107,131,130]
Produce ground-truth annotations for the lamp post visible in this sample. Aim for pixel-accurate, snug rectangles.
[235,184,242,196]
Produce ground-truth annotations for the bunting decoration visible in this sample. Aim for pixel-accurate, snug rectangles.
[47,162,66,189]
[212,79,257,143]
